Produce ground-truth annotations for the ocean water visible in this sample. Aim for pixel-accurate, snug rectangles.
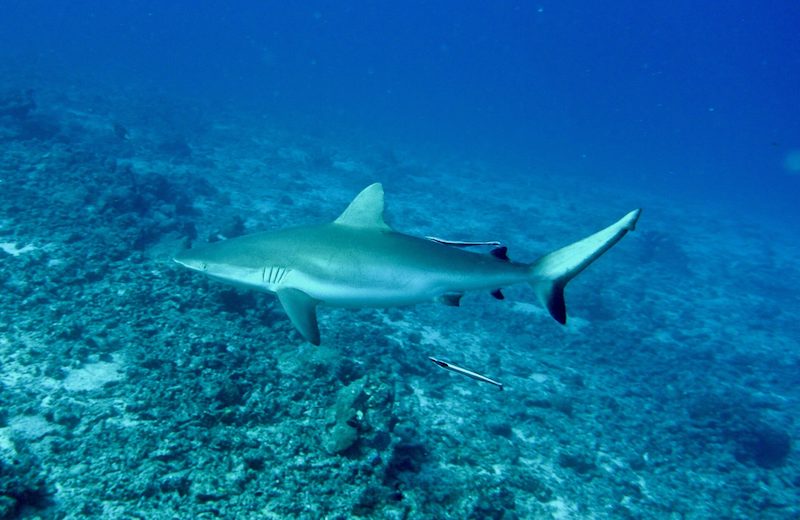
[1,1,798,518]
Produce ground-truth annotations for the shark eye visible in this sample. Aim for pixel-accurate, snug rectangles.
[202,263,208,271]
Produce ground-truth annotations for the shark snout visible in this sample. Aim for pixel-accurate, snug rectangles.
[173,253,206,272]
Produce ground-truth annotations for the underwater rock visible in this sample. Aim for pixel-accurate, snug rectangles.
[191,475,228,504]
[335,378,369,418]
[158,471,191,496]
[324,377,368,454]
[46,405,81,429]
[326,422,359,454]
[469,486,516,520]
[486,419,513,438]
[242,449,266,471]
[550,394,574,417]
[335,357,367,385]
[323,376,396,456]
[558,451,596,475]
[385,441,426,478]
[213,378,248,408]
[688,393,792,469]
[0,439,49,518]
[352,483,387,516]
[734,422,792,469]
[511,472,553,503]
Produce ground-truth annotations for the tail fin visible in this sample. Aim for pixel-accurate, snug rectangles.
[530,209,641,324]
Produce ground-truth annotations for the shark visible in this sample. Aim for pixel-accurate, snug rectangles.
[174,183,641,345]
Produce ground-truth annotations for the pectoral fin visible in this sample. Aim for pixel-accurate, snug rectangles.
[276,288,321,345]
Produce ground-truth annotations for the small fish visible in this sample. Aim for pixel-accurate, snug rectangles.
[424,237,502,248]
[428,356,504,390]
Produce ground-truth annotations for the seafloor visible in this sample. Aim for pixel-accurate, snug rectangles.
[1,85,798,519]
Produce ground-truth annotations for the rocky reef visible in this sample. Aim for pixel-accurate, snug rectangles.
[0,86,797,518]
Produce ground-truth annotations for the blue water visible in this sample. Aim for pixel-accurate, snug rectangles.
[4,1,798,215]
[1,1,799,518]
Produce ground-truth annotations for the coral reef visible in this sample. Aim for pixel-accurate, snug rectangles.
[0,87,796,518]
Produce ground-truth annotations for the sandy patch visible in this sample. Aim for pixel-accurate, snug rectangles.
[63,357,124,392]
[0,242,37,256]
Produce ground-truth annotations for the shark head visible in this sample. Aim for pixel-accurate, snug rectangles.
[172,183,392,297]
[173,244,267,290]
[173,250,208,273]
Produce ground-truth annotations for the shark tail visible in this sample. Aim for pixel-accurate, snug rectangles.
[529,208,641,324]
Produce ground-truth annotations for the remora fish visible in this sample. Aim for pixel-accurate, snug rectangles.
[429,357,504,390]
[174,183,641,345]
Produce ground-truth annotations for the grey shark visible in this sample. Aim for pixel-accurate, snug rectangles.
[174,183,641,345]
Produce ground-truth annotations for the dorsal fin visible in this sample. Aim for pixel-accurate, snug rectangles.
[334,183,390,230]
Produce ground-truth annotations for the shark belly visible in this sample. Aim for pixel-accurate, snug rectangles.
[283,269,443,307]
[282,258,527,308]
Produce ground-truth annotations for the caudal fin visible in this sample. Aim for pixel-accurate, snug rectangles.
[530,209,641,324]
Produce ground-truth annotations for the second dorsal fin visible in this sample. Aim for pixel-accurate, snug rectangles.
[490,246,509,261]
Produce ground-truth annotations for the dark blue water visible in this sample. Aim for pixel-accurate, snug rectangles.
[2,2,799,518]
[3,1,798,218]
